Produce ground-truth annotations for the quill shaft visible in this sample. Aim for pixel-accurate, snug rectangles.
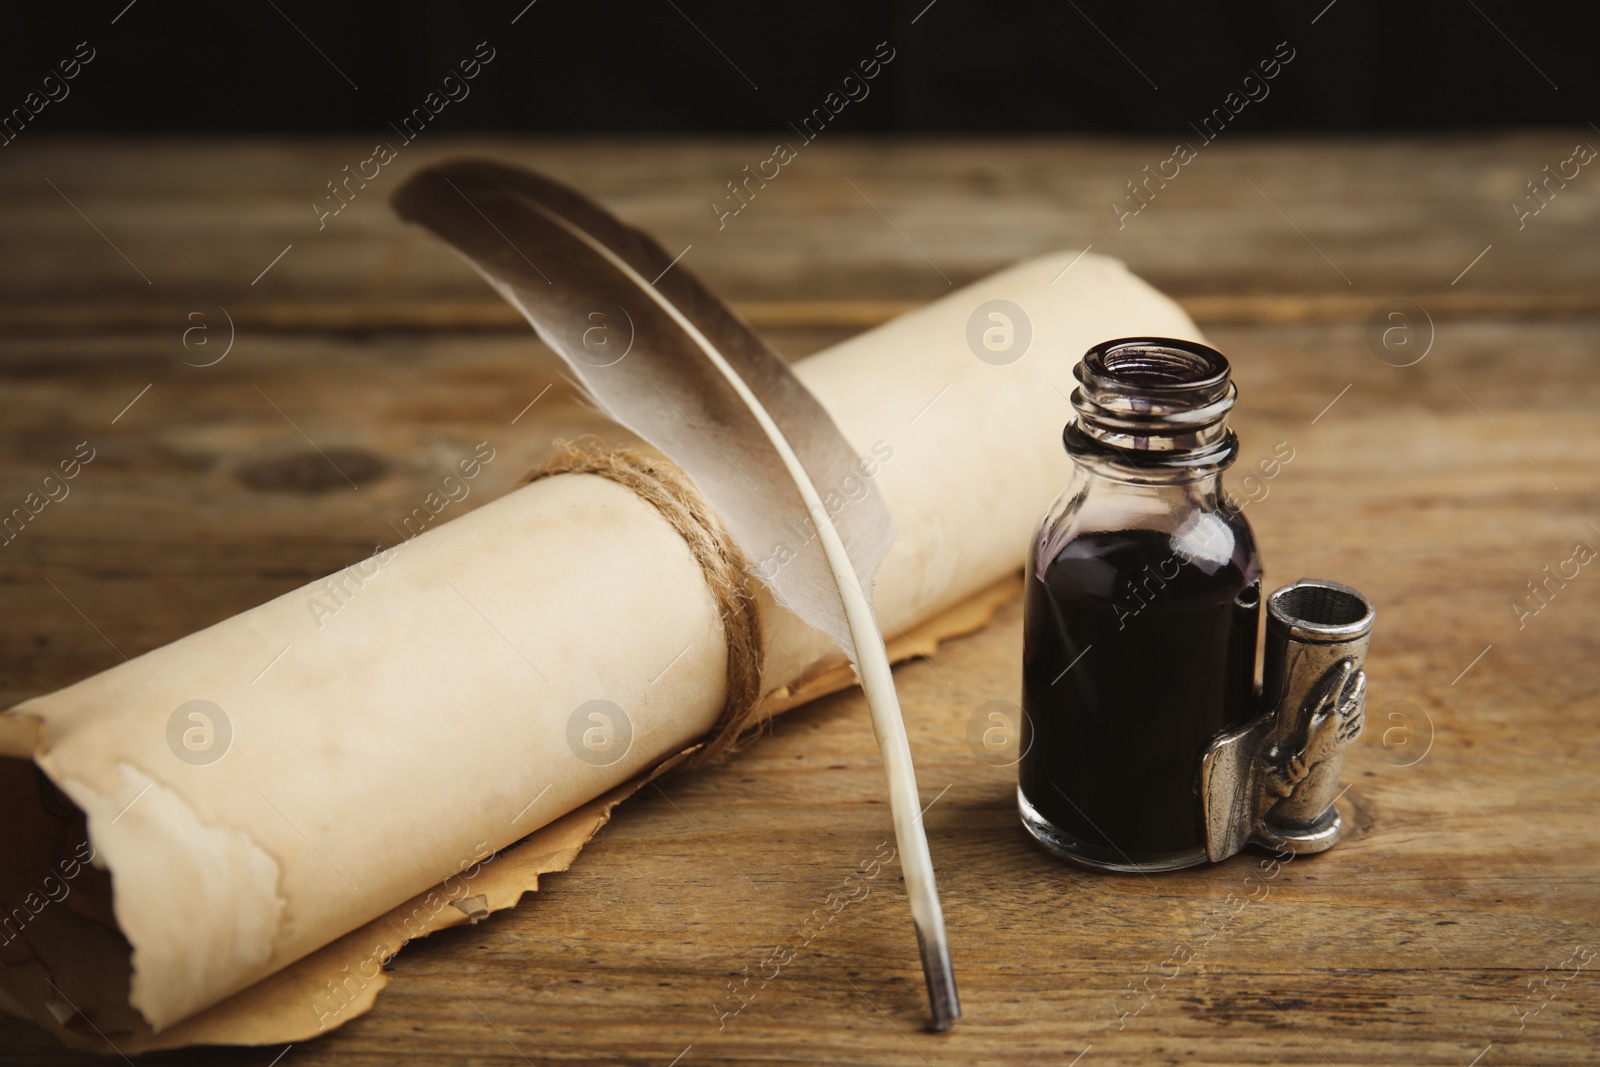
[720,368,961,1030]
[545,198,960,1024]
[842,565,962,1030]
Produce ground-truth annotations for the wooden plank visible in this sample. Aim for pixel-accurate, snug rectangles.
[0,133,1595,316]
[2,310,1596,1064]
[6,287,1600,340]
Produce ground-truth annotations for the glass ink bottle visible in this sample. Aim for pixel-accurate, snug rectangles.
[1018,338,1263,872]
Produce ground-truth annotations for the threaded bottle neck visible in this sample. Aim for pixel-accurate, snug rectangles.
[1065,337,1239,473]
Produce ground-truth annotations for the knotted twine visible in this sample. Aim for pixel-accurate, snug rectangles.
[520,440,764,764]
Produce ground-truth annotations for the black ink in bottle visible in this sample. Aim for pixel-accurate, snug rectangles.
[1018,338,1262,871]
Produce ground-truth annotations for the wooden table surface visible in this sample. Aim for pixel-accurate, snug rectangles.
[2,135,1597,1065]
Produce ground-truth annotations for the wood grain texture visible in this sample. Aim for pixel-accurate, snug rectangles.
[1,137,1597,1065]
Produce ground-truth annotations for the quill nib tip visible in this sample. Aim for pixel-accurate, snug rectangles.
[916,923,961,1031]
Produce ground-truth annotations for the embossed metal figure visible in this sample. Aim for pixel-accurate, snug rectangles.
[1202,579,1375,860]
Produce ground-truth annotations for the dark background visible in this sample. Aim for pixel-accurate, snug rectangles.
[1,0,1595,136]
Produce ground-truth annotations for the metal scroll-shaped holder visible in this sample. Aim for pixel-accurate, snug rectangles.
[1201,579,1375,861]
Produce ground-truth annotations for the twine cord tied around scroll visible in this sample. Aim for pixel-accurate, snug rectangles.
[521,441,764,764]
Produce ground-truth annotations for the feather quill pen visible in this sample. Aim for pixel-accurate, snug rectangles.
[392,160,960,1028]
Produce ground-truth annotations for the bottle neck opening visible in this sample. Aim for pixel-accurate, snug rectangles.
[1066,337,1239,476]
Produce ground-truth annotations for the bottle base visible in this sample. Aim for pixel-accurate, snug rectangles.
[1017,785,1209,873]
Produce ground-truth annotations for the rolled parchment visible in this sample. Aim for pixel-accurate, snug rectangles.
[0,252,1201,1050]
